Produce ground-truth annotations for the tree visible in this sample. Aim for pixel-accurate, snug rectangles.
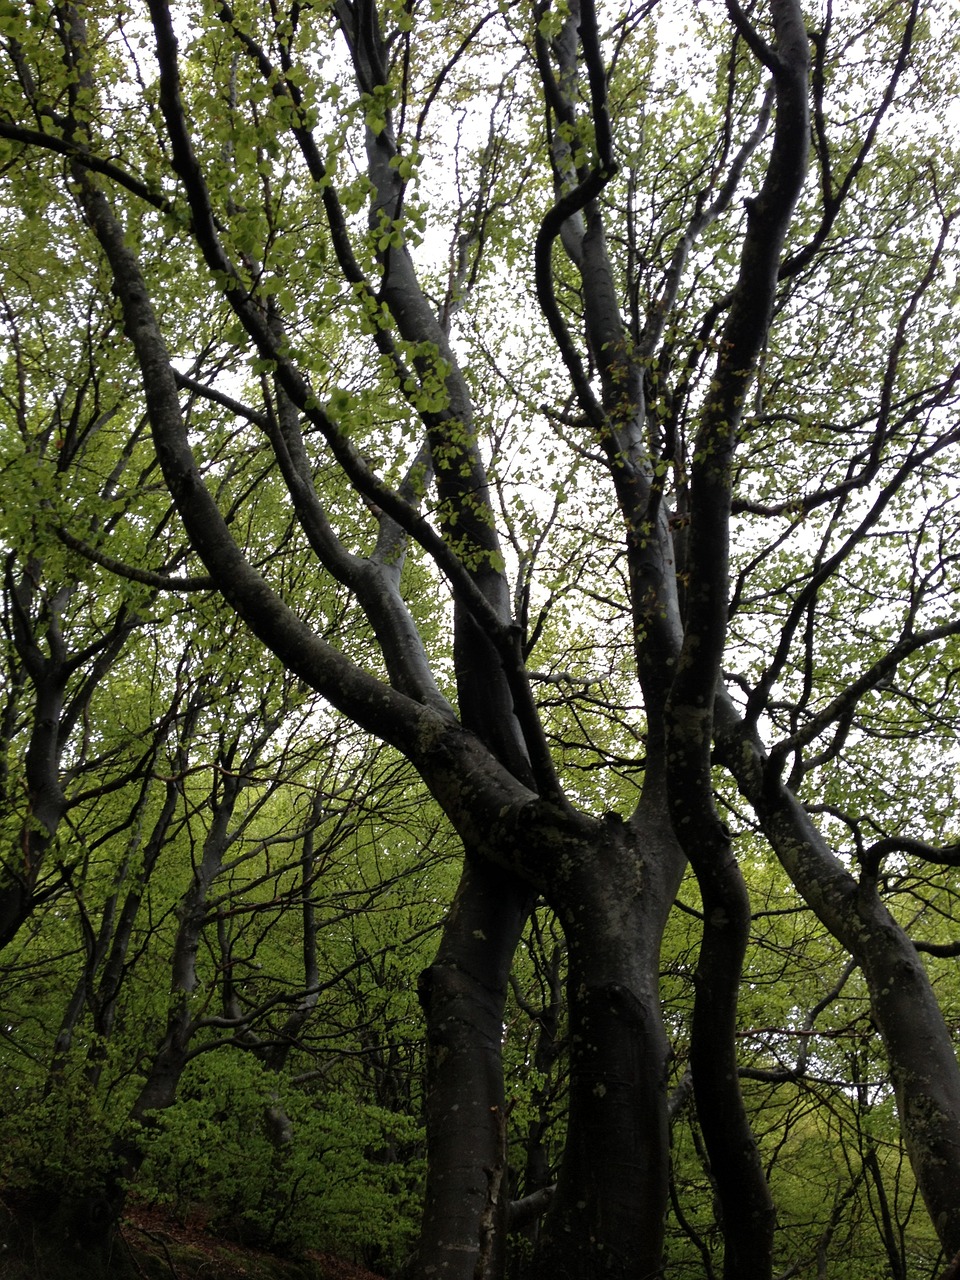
[0,235,157,949]
[0,586,444,1264]
[2,0,960,1277]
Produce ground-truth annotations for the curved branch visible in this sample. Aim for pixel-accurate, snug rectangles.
[865,835,960,871]
[147,0,515,645]
[174,370,268,428]
[724,0,776,71]
[769,618,960,767]
[747,421,960,726]
[534,168,611,429]
[0,121,179,220]
[641,82,774,360]
[577,0,614,172]
[55,525,214,592]
[664,6,810,1275]
[780,0,922,280]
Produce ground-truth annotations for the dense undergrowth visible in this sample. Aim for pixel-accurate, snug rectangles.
[0,1192,387,1280]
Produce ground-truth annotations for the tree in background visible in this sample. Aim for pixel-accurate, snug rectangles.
[0,575,447,1265]
[2,1,960,1278]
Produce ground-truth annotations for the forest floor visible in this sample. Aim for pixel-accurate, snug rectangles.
[0,1195,387,1280]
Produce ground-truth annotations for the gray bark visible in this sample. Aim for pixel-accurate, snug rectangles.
[718,702,960,1257]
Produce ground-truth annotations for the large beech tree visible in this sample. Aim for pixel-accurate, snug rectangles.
[2,0,960,1276]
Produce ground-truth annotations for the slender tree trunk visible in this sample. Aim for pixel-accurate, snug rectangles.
[3,557,138,948]
[48,770,170,1084]
[686,836,775,1280]
[511,929,563,1255]
[0,663,67,947]
[721,708,960,1257]
[85,776,181,1085]
[94,767,242,1237]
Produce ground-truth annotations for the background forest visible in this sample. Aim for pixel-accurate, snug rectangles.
[1,0,960,1278]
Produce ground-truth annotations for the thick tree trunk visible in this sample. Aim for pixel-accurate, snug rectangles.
[414,856,535,1280]
[536,973,670,1280]
[533,810,684,1280]
[847,888,960,1254]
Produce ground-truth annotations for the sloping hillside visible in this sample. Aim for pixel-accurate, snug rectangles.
[0,1195,387,1280]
